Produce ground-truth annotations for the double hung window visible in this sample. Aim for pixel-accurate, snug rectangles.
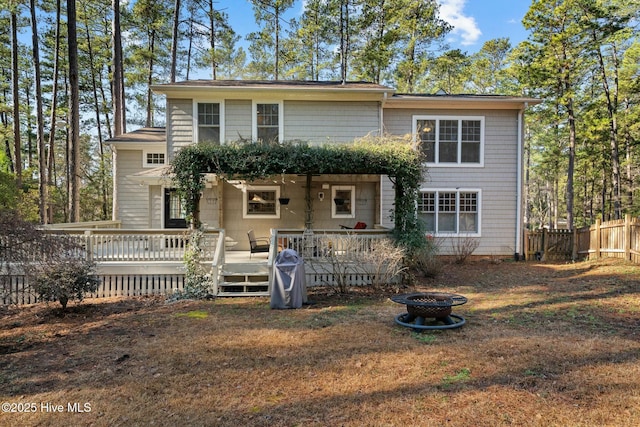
[418,190,480,235]
[254,102,282,143]
[415,116,484,165]
[197,103,221,144]
[243,186,280,219]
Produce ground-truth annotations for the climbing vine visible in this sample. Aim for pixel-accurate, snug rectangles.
[170,136,427,252]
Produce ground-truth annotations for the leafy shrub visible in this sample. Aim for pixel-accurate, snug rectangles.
[32,259,100,309]
[169,229,215,301]
[1,210,96,307]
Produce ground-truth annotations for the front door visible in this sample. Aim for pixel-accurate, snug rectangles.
[164,189,187,228]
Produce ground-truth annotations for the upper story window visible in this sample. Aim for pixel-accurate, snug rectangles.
[414,116,484,166]
[143,151,165,168]
[254,102,282,143]
[197,102,221,144]
[418,189,481,236]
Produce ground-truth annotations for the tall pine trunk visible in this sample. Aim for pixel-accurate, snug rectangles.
[11,11,22,188]
[30,0,47,224]
[112,0,125,137]
[47,0,62,223]
[68,0,81,222]
[170,0,181,82]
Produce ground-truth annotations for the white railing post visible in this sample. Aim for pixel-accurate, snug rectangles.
[84,230,93,262]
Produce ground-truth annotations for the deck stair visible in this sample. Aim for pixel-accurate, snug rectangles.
[217,262,270,296]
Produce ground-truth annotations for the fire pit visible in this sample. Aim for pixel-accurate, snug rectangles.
[390,292,467,330]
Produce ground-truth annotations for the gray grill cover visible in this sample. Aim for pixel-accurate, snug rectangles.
[271,249,307,309]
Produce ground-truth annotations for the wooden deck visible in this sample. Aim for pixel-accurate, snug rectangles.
[2,228,395,304]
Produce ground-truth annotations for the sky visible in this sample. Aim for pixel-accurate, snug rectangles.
[219,0,533,54]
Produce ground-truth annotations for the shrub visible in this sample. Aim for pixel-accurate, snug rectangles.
[451,236,480,264]
[411,235,442,278]
[32,258,100,310]
[1,210,96,307]
[308,235,407,293]
[169,229,215,301]
[358,238,407,291]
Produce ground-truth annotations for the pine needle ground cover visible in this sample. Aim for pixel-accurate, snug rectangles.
[1,258,639,426]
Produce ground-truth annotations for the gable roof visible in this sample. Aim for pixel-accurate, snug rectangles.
[151,80,394,101]
[386,93,542,110]
[151,79,540,108]
[106,127,166,146]
[153,80,391,90]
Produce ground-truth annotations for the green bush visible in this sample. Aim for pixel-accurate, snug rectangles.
[32,259,100,310]
[169,229,215,301]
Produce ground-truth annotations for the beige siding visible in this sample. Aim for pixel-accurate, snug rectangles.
[284,101,381,143]
[150,186,162,228]
[116,150,151,229]
[383,108,521,255]
[225,99,252,142]
[199,187,220,228]
[221,177,378,250]
[167,99,193,158]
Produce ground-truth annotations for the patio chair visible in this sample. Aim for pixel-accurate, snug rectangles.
[247,229,270,258]
[340,221,367,230]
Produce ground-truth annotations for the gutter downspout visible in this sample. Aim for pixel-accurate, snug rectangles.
[378,92,387,227]
[515,103,527,260]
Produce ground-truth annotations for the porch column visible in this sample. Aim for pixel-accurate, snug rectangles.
[304,172,313,229]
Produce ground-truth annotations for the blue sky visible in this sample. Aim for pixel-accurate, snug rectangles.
[220,0,532,54]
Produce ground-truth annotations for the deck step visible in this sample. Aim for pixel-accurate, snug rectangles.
[217,281,269,296]
[217,262,270,296]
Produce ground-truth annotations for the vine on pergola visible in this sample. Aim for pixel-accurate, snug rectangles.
[170,136,428,251]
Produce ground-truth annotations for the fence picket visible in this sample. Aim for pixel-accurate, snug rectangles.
[526,214,640,263]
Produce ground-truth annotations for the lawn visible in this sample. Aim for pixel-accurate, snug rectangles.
[1,258,639,426]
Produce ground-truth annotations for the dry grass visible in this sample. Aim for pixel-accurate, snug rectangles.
[1,258,639,426]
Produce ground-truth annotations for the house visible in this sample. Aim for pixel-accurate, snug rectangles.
[107,80,539,258]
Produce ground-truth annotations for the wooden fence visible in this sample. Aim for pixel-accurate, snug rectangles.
[525,214,640,263]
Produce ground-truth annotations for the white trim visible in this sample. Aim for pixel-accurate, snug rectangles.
[418,188,482,237]
[252,100,284,143]
[516,106,525,256]
[331,185,356,219]
[142,149,166,168]
[242,184,281,219]
[192,100,225,144]
[412,115,485,167]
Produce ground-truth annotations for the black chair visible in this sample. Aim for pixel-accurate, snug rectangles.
[247,230,270,258]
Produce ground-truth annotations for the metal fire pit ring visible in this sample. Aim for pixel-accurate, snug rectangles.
[390,292,467,330]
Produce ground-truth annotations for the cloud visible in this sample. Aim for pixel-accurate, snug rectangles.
[438,0,482,46]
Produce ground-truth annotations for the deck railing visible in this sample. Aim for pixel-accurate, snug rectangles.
[42,229,220,262]
[2,229,224,305]
[276,228,392,259]
[3,227,394,304]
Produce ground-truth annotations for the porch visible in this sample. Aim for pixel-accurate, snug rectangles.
[2,227,394,304]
